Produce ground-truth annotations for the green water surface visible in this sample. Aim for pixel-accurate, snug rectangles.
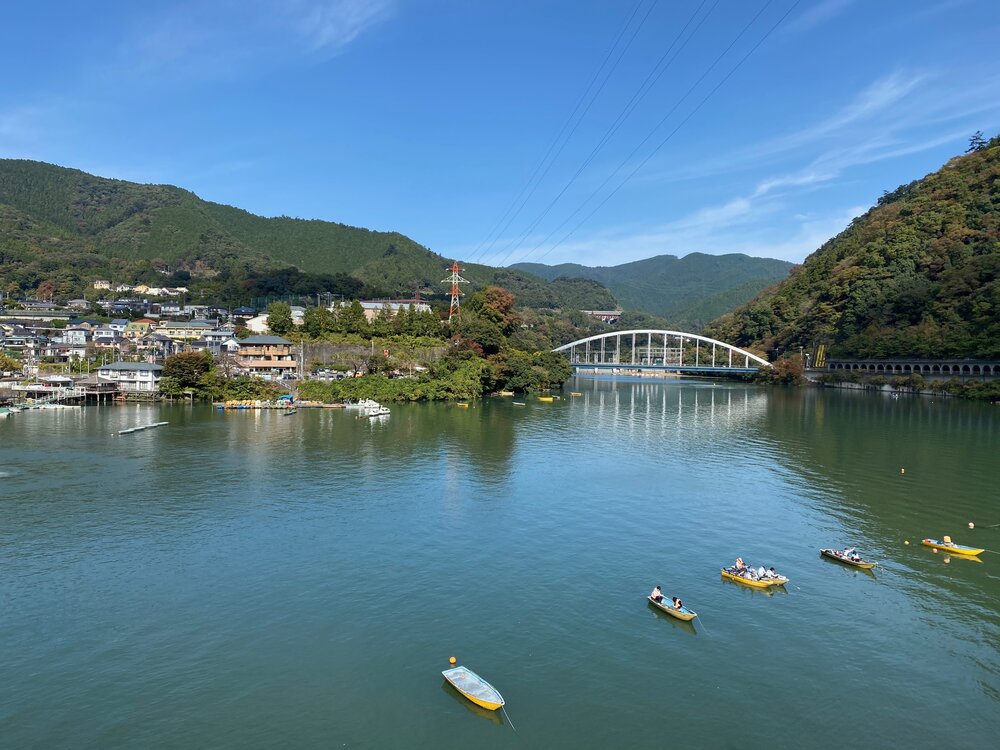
[1,378,998,748]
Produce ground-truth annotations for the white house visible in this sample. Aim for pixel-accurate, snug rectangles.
[97,361,163,392]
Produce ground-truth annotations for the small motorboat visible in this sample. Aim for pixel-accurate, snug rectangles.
[456,403,469,408]
[281,408,297,416]
[820,548,876,569]
[498,390,515,396]
[720,569,788,588]
[442,666,505,711]
[538,396,554,402]
[922,538,983,556]
[648,595,697,621]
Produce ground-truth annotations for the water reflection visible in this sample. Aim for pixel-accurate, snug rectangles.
[440,681,502,725]
[647,601,698,636]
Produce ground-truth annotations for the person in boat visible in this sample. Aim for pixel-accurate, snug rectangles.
[734,557,746,572]
[673,597,683,610]
[757,565,766,579]
[768,567,778,579]
[650,586,664,603]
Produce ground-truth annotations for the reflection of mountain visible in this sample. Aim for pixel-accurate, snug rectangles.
[752,388,999,554]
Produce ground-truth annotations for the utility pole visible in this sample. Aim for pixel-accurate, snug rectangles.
[441,260,468,323]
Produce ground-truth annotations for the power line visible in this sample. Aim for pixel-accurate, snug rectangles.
[469,0,658,263]
[487,0,718,268]
[466,0,645,262]
[526,0,802,266]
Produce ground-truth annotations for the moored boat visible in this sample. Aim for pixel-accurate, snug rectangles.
[922,538,983,556]
[820,548,876,569]
[538,396,554,402]
[442,666,505,711]
[648,595,697,621]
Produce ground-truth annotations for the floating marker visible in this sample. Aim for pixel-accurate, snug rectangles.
[900,468,906,474]
[904,540,910,545]
[449,656,457,665]
[969,522,975,529]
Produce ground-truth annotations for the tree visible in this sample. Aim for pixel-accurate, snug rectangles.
[967,130,988,152]
[163,351,214,388]
[302,306,334,338]
[339,300,370,335]
[0,353,22,372]
[267,301,294,334]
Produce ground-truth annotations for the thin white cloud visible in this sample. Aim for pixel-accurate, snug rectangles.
[287,0,396,52]
[509,202,868,267]
[122,0,396,79]
[781,0,856,35]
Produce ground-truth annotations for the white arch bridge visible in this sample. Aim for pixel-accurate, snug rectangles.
[552,330,771,375]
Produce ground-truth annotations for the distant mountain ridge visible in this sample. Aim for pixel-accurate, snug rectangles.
[0,159,616,310]
[512,253,793,330]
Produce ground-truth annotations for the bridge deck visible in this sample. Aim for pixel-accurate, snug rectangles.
[571,363,759,374]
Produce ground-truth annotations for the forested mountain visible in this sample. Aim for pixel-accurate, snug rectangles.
[512,252,792,329]
[0,159,616,310]
[705,135,1000,360]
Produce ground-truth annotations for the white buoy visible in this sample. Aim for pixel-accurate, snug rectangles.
[969,522,975,529]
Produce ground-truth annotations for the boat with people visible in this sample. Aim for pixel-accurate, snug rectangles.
[647,594,697,621]
[721,558,788,588]
[922,537,983,556]
[820,547,876,569]
[442,666,505,711]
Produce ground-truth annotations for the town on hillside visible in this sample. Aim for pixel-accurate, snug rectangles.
[0,287,434,402]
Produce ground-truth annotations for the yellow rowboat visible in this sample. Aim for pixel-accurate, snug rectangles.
[922,538,983,556]
[648,595,697,621]
[570,392,582,396]
[538,396,554,402]
[498,390,515,396]
[820,548,876,569]
[720,569,788,588]
[456,403,469,408]
[442,666,505,711]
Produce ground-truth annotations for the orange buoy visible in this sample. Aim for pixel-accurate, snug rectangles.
[449,656,457,665]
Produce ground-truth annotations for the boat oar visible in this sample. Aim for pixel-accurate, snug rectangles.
[501,705,517,733]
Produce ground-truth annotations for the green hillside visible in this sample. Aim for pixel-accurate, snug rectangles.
[705,135,1000,359]
[512,252,792,329]
[0,159,616,310]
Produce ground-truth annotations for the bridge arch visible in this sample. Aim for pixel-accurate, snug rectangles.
[552,329,770,373]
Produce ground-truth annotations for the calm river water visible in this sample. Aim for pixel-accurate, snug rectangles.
[2,377,999,748]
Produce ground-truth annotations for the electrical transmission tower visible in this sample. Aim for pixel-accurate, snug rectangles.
[441,260,469,323]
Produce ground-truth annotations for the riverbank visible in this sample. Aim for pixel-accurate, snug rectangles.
[807,371,1000,402]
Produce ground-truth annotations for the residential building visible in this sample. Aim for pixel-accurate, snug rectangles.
[581,310,624,324]
[158,320,216,340]
[236,335,296,379]
[97,361,163,392]
[124,319,157,339]
[108,318,130,333]
[356,299,432,322]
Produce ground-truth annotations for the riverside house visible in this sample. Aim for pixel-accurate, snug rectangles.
[236,335,296,380]
[96,361,163,392]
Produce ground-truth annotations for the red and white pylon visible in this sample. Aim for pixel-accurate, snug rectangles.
[442,260,469,323]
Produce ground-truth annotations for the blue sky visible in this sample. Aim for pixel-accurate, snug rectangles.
[2,0,998,267]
